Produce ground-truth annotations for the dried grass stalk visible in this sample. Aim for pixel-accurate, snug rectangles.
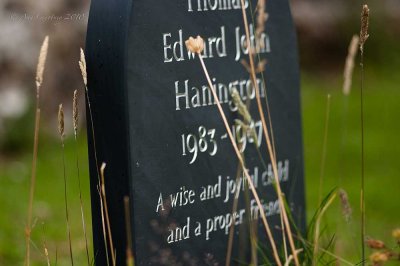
[98,180,110,266]
[72,90,91,265]
[359,5,370,264]
[79,48,102,187]
[26,35,49,266]
[239,0,299,264]
[58,103,74,266]
[124,197,135,266]
[100,163,116,266]
[25,109,40,266]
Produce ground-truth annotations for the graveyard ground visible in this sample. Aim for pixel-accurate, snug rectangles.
[0,68,399,265]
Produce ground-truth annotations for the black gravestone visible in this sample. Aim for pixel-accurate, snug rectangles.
[86,0,305,265]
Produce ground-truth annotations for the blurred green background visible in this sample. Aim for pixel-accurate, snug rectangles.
[0,0,399,265]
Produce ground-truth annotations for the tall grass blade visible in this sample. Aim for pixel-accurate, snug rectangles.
[312,192,337,266]
[318,94,331,205]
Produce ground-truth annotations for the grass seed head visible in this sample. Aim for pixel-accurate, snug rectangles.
[79,48,87,86]
[392,228,400,243]
[343,35,360,95]
[360,4,370,53]
[73,90,78,137]
[36,36,49,90]
[231,88,252,124]
[338,188,352,222]
[366,239,386,249]
[370,251,389,265]
[58,104,65,140]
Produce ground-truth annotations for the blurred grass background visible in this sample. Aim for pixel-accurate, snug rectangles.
[303,68,400,264]
[0,0,399,265]
[0,136,93,265]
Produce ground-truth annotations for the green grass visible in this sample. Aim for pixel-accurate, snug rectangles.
[302,67,400,264]
[0,67,399,265]
[0,135,93,265]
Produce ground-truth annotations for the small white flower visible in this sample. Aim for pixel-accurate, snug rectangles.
[185,36,204,54]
